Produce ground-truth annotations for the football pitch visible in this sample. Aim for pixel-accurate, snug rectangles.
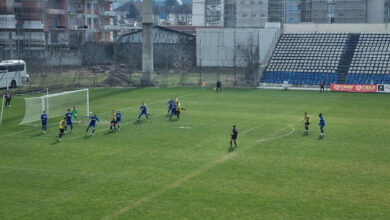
[0,88,389,219]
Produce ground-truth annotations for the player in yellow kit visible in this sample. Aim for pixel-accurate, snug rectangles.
[302,112,311,134]
[58,117,66,141]
[110,110,117,132]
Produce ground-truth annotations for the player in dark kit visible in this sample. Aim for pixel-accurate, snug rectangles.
[41,110,48,133]
[215,80,222,93]
[230,125,238,148]
[320,81,325,92]
[319,113,325,136]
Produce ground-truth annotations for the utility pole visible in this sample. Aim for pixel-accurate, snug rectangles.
[199,39,202,86]
[141,0,154,86]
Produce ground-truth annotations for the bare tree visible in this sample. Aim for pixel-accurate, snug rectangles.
[172,46,193,87]
[236,43,259,83]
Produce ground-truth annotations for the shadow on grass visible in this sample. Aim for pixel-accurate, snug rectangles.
[103,131,116,136]
[30,132,44,138]
[318,135,324,140]
[84,134,93,139]
[228,146,236,152]
[134,119,150,125]
[51,139,60,145]
[168,118,179,122]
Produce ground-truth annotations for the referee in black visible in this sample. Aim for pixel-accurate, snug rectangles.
[230,125,238,148]
[216,80,222,93]
[320,81,325,92]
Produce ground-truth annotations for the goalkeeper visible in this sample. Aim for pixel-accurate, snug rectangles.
[71,106,80,122]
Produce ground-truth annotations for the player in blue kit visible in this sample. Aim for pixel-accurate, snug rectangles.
[137,101,150,121]
[169,102,177,119]
[86,115,100,136]
[116,110,122,130]
[167,98,176,116]
[64,109,73,134]
[41,110,48,133]
[319,113,325,136]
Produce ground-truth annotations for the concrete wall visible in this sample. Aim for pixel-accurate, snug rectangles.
[119,27,195,44]
[0,42,116,67]
[196,27,280,67]
[115,43,195,68]
[117,26,196,68]
[82,42,114,65]
[0,47,82,66]
[284,23,390,33]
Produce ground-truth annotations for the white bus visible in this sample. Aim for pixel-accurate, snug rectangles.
[0,60,30,89]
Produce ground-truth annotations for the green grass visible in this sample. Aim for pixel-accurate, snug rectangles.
[0,88,389,220]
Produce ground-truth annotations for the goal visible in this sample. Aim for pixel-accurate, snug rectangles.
[20,88,90,125]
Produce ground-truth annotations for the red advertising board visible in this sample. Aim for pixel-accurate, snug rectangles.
[330,84,377,93]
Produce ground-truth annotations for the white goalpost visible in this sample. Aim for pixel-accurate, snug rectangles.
[20,88,90,125]
[0,95,4,125]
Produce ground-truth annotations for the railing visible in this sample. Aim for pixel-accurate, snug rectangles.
[0,15,17,29]
[103,11,116,17]
[102,25,120,31]
[47,9,66,15]
[23,21,44,30]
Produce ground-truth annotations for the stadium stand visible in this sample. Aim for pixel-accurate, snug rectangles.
[263,33,390,86]
[345,34,390,84]
[263,33,347,85]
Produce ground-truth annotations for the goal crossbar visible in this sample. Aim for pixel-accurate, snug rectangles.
[20,88,89,125]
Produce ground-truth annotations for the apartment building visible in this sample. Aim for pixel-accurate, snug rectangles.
[0,0,119,46]
[192,0,224,26]
[46,0,119,41]
[234,0,268,27]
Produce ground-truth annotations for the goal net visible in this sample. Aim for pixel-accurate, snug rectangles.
[20,88,89,125]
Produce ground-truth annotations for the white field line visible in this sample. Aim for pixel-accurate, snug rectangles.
[0,122,58,138]
[0,166,125,178]
[256,124,296,142]
[0,92,200,139]
[100,125,298,220]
